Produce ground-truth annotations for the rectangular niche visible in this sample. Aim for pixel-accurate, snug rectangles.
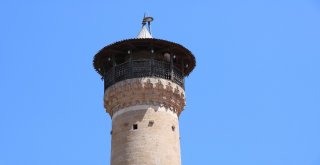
[133,124,138,130]
[148,120,154,127]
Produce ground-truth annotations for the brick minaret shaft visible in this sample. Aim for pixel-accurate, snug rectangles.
[93,16,196,165]
[105,78,185,165]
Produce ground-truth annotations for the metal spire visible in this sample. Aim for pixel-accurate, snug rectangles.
[137,14,153,38]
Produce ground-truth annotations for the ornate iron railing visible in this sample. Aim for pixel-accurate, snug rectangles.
[104,59,184,90]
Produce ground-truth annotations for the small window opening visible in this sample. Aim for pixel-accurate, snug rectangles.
[133,124,138,130]
[172,126,175,131]
[148,120,154,127]
[110,130,113,135]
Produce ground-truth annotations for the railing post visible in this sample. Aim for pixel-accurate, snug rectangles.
[150,59,153,76]
[150,49,154,77]
[170,54,174,81]
[112,55,116,84]
[103,65,107,91]
[129,53,133,78]
[181,58,185,88]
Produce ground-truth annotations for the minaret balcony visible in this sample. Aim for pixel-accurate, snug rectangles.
[104,59,184,90]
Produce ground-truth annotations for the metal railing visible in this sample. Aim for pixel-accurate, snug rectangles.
[104,59,184,90]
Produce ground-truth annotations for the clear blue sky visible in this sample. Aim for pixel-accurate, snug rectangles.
[1,0,320,164]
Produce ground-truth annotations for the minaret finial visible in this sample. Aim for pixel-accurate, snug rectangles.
[137,14,154,38]
[142,13,147,26]
[142,13,153,35]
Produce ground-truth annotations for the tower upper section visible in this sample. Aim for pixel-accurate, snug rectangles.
[93,16,196,91]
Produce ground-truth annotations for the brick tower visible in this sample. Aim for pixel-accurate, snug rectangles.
[93,16,196,165]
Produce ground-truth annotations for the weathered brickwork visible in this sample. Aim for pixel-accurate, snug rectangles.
[111,105,180,165]
[104,78,186,116]
[104,78,186,165]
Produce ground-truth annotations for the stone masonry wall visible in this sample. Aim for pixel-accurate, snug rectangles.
[104,78,186,165]
[111,105,181,165]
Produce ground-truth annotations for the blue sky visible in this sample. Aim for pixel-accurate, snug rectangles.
[1,0,320,164]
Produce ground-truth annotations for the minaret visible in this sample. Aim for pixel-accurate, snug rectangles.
[93,16,196,165]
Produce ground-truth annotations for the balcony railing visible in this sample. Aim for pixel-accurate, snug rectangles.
[104,59,184,90]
